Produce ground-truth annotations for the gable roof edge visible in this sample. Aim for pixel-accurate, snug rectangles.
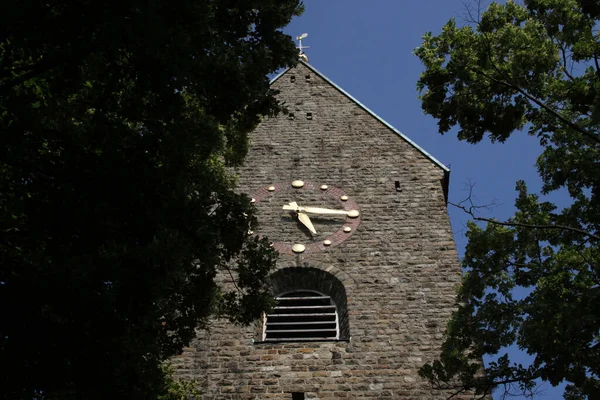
[270,61,450,173]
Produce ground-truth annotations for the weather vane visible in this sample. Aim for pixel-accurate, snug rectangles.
[296,33,309,62]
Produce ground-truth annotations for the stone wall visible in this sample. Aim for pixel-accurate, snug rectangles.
[175,62,466,399]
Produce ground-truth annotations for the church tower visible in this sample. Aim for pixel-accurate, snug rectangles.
[177,60,464,399]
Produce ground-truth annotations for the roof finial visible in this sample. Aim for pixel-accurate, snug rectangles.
[296,33,309,62]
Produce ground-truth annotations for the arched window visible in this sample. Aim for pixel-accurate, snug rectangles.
[263,290,338,342]
[260,267,350,342]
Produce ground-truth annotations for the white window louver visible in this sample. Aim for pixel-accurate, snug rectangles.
[263,291,339,342]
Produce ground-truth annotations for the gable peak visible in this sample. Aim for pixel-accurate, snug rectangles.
[270,61,450,174]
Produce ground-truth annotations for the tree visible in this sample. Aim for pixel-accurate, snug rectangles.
[159,363,203,400]
[415,0,600,398]
[0,1,303,398]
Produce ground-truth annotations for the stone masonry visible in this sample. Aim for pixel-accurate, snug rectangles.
[175,62,466,399]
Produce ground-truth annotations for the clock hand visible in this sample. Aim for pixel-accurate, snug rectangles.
[297,211,317,234]
[282,203,299,211]
[301,206,357,216]
[282,202,301,213]
[281,203,317,234]
[283,203,359,217]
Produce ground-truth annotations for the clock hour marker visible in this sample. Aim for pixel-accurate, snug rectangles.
[250,198,256,203]
[320,185,328,190]
[268,186,276,192]
[323,240,332,246]
[347,210,360,218]
[291,180,305,188]
[343,227,352,233]
[340,195,349,201]
[292,243,306,253]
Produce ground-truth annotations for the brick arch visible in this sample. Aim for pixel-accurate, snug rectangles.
[301,261,357,290]
[267,266,351,340]
[276,260,358,290]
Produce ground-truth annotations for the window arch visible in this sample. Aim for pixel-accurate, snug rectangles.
[262,267,350,342]
[263,290,339,341]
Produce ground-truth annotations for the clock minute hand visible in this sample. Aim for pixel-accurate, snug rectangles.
[283,203,359,217]
[282,204,347,215]
[300,206,353,215]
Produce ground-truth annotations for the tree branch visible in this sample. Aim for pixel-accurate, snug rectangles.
[471,66,600,145]
[225,264,242,294]
[433,372,542,400]
[473,30,600,145]
[0,61,55,95]
[445,386,471,400]
[459,0,486,26]
[450,200,600,241]
[0,59,47,80]
[560,45,576,82]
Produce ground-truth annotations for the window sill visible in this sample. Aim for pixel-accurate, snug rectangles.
[253,338,350,345]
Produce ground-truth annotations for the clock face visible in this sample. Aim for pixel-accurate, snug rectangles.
[250,180,361,255]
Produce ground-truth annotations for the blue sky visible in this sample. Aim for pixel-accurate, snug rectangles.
[284,1,564,399]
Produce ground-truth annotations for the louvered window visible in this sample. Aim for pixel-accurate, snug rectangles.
[263,291,339,342]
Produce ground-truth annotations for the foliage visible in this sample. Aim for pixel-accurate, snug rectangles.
[415,0,600,398]
[159,363,203,400]
[0,0,303,398]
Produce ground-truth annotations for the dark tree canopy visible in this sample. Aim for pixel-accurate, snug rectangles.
[415,0,599,398]
[0,1,303,399]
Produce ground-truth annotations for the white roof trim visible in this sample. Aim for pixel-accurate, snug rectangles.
[270,61,450,172]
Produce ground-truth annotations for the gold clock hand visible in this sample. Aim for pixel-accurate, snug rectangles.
[282,203,299,211]
[300,206,353,215]
[282,203,317,233]
[283,203,360,217]
[301,206,361,218]
[297,211,317,234]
